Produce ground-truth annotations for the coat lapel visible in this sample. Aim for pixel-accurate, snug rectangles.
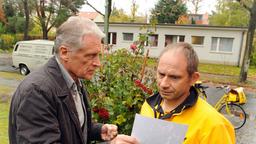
[46,57,86,144]
[62,94,85,144]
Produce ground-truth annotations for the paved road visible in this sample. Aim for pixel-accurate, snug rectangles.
[0,53,17,72]
[0,53,12,66]
[204,86,256,144]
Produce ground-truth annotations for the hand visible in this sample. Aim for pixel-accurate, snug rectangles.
[101,124,118,141]
[110,134,139,144]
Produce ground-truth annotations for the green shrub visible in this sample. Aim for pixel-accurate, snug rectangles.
[84,49,156,134]
[15,34,24,42]
[15,34,55,41]
[0,34,16,50]
[0,23,5,33]
[0,34,56,50]
[251,51,256,67]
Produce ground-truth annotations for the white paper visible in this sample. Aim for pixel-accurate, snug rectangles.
[131,114,188,144]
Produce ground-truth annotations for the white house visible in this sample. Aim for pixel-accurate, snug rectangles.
[97,23,247,66]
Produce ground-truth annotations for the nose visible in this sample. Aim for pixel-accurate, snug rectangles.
[93,55,101,67]
[159,77,171,89]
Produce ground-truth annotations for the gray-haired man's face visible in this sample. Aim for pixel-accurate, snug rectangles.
[60,34,101,80]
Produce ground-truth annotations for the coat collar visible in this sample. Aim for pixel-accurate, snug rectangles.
[45,57,86,144]
[146,86,198,119]
[46,57,70,97]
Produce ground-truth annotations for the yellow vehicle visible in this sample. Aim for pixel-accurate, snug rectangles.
[195,81,247,130]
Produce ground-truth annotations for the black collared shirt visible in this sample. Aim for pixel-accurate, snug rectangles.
[146,87,198,119]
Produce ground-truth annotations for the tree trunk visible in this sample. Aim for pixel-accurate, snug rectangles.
[38,0,48,40]
[42,25,48,39]
[239,1,256,82]
[23,0,29,40]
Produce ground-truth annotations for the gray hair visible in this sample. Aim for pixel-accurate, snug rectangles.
[159,42,199,76]
[54,16,105,55]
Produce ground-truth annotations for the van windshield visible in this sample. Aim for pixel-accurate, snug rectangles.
[14,44,19,51]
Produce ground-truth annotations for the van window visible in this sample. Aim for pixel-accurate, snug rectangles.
[52,46,54,55]
[14,44,19,51]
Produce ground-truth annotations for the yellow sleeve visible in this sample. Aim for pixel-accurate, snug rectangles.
[140,101,155,118]
[200,123,235,144]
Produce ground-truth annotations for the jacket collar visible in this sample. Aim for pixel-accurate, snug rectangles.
[45,57,71,97]
[147,86,198,119]
[45,57,86,143]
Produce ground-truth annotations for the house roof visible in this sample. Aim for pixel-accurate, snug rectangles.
[96,22,248,31]
[78,12,100,20]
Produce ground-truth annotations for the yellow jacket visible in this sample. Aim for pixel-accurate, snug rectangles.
[140,87,235,144]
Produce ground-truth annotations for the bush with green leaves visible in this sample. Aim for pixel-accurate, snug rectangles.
[251,50,256,67]
[84,49,157,134]
[0,34,16,50]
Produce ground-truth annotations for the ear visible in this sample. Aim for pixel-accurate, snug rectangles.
[190,72,200,86]
[59,46,69,62]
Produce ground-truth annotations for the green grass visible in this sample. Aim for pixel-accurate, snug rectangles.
[0,85,14,95]
[0,72,24,81]
[0,49,12,54]
[145,58,256,78]
[200,73,239,84]
[199,63,256,77]
[0,72,20,144]
[0,102,10,144]
[146,60,256,87]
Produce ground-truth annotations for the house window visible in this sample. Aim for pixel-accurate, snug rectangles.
[108,32,117,44]
[148,34,158,47]
[211,37,234,52]
[191,36,204,45]
[123,33,133,41]
[165,35,185,46]
[189,15,202,21]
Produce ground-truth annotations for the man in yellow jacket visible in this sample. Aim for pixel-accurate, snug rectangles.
[140,42,235,144]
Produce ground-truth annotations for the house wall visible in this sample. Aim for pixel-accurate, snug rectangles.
[97,23,246,66]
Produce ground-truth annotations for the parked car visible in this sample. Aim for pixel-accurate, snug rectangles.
[12,40,54,75]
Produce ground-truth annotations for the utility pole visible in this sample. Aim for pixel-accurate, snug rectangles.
[104,0,110,45]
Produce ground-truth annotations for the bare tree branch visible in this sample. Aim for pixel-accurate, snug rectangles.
[47,1,62,32]
[84,0,104,16]
[47,20,56,32]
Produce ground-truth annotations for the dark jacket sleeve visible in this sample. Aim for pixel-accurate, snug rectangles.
[13,85,61,143]
[90,123,103,141]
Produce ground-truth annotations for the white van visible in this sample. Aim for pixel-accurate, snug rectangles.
[12,40,54,75]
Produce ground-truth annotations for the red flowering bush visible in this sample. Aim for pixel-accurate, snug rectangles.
[130,43,137,51]
[134,79,153,95]
[85,25,158,134]
[93,107,110,121]
[84,49,157,134]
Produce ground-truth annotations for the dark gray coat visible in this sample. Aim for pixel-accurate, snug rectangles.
[9,57,102,144]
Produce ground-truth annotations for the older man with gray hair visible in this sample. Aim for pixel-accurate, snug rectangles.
[9,16,139,144]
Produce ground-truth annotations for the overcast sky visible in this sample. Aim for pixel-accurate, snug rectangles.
[80,0,218,15]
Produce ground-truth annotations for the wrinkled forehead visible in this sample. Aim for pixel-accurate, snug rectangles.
[158,49,188,71]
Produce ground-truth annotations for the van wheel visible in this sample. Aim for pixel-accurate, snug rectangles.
[20,65,30,75]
